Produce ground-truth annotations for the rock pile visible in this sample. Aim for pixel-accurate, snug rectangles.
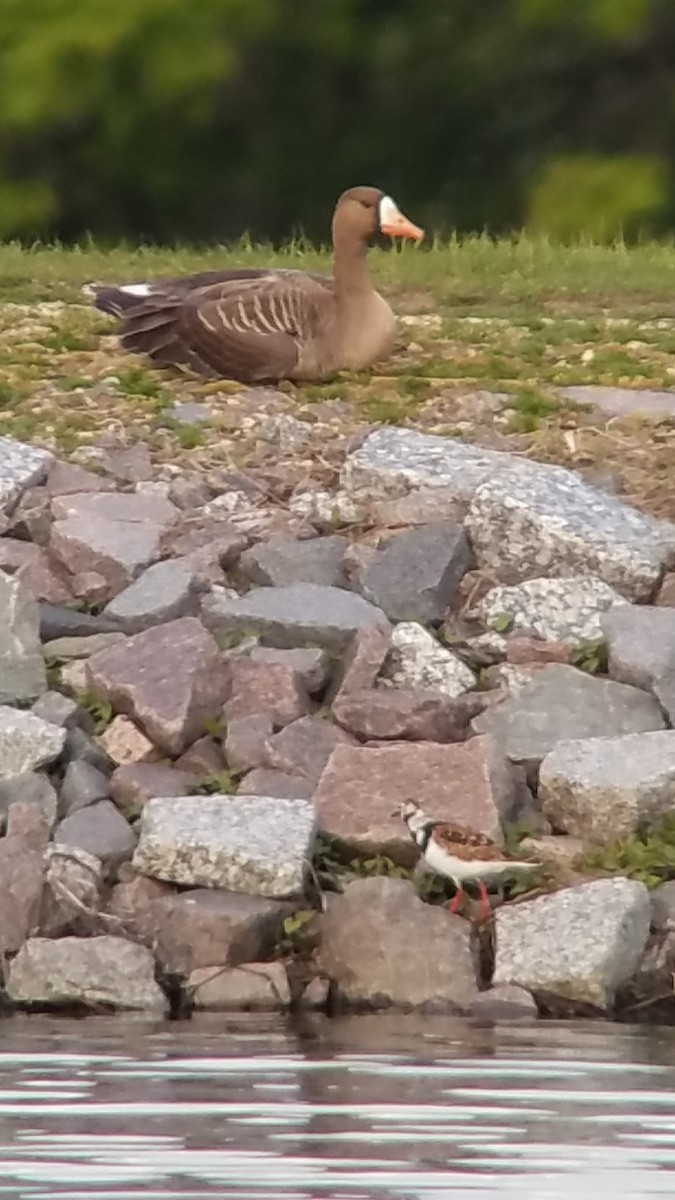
[0,423,675,1019]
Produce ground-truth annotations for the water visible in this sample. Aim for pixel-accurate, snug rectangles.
[0,1013,674,1197]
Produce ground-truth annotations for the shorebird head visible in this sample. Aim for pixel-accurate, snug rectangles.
[393,801,430,837]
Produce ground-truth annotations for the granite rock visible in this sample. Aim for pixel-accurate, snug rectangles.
[317,877,479,1010]
[6,935,167,1012]
[493,878,651,1010]
[202,583,390,651]
[0,707,66,778]
[382,621,476,698]
[108,876,290,974]
[265,716,356,783]
[41,844,103,937]
[59,760,111,815]
[476,576,627,645]
[313,736,520,858]
[54,800,137,874]
[239,535,348,588]
[237,769,315,800]
[0,437,53,529]
[224,714,275,774]
[559,385,675,421]
[223,659,312,727]
[539,731,675,841]
[86,618,230,755]
[97,716,158,766]
[0,538,73,604]
[248,645,330,693]
[469,984,538,1023]
[189,961,291,1009]
[466,460,675,602]
[0,569,47,702]
[355,522,471,622]
[110,762,197,816]
[472,664,665,772]
[102,559,200,633]
[133,793,317,897]
[601,605,675,690]
[333,686,479,743]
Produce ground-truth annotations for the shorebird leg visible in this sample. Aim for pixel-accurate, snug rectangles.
[449,887,465,915]
[477,880,491,922]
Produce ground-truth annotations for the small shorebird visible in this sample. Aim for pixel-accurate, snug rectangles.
[396,801,540,920]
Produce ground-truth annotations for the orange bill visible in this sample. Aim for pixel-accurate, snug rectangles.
[379,195,425,242]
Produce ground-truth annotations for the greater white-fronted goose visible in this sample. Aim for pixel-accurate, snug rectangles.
[86,186,423,384]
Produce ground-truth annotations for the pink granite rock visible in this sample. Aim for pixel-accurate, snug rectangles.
[86,618,230,755]
[313,736,519,860]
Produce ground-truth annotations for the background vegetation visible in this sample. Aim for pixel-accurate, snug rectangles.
[1,0,674,245]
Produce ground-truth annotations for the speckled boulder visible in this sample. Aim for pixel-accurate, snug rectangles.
[493,877,651,1010]
[466,462,675,602]
[539,730,675,841]
[132,793,317,897]
[382,621,476,697]
[476,576,627,645]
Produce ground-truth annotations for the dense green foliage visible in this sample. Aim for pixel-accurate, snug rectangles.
[0,0,674,242]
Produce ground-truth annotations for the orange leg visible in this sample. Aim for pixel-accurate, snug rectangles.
[449,886,465,914]
[477,880,491,922]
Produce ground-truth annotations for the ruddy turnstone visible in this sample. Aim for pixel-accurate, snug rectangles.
[396,801,540,919]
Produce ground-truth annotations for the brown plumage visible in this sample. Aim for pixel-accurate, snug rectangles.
[86,186,423,384]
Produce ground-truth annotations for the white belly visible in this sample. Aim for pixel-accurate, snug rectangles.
[424,839,537,885]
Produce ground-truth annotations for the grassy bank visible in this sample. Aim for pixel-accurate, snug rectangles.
[1,235,675,517]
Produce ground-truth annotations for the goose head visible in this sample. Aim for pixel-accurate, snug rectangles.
[333,186,424,246]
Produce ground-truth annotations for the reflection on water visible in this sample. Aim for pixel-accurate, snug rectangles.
[0,1012,673,1196]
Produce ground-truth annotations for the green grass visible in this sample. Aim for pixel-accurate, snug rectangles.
[0,234,675,516]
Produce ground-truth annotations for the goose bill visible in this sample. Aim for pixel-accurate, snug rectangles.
[378,195,424,241]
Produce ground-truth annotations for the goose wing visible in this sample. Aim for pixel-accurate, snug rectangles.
[118,272,331,383]
[88,268,331,318]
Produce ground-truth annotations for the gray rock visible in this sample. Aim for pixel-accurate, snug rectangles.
[0,707,66,777]
[54,800,136,873]
[85,617,230,756]
[651,881,675,931]
[43,632,126,661]
[317,876,479,1010]
[63,726,114,775]
[470,984,538,1022]
[109,762,197,816]
[49,493,179,601]
[98,442,153,484]
[602,605,675,690]
[202,583,390,651]
[224,714,275,774]
[6,935,166,1012]
[476,576,627,645]
[59,760,111,815]
[37,602,123,642]
[0,570,47,702]
[559,385,675,421]
[466,461,675,602]
[239,535,348,588]
[189,961,291,1010]
[493,877,651,1010]
[31,690,79,729]
[41,843,104,937]
[248,645,330,693]
[0,772,58,830]
[102,559,200,633]
[341,426,514,516]
[265,716,355,783]
[539,731,675,841]
[7,486,53,545]
[0,437,53,529]
[383,621,476,697]
[133,793,317,897]
[237,769,315,800]
[355,522,471,622]
[472,664,665,771]
[108,876,290,974]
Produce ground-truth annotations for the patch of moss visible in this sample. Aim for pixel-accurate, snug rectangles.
[570,636,608,675]
[188,769,240,795]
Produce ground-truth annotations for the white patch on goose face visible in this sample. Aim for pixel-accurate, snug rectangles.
[119,283,152,297]
[378,195,402,228]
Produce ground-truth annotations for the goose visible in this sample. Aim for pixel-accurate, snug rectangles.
[85,186,423,384]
